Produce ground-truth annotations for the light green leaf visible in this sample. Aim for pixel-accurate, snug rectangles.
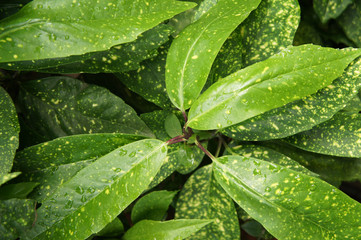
[213,155,361,240]
[96,217,124,237]
[188,45,361,130]
[314,0,353,23]
[23,139,167,239]
[0,182,39,200]
[19,76,154,140]
[337,0,361,47]
[131,190,178,224]
[240,0,300,67]
[165,0,261,111]
[175,165,240,240]
[285,112,361,157]
[0,198,35,240]
[229,143,317,177]
[222,55,361,141]
[122,219,213,240]
[0,0,196,62]
[1,24,173,74]
[0,86,19,178]
[164,113,183,138]
[13,133,144,201]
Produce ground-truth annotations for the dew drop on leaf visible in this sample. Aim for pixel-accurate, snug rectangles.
[65,200,73,209]
[75,186,84,194]
[87,187,95,194]
[129,151,136,157]
[119,149,127,156]
[81,195,87,203]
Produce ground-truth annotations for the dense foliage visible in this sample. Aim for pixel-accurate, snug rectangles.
[1,0,361,239]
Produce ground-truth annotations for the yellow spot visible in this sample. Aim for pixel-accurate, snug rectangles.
[105,189,110,195]
[13,55,18,59]
[191,55,198,59]
[81,207,85,212]
[6,37,12,41]
[324,195,329,200]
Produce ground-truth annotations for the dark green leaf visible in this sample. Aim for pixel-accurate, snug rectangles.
[285,112,361,157]
[0,0,196,62]
[175,165,240,240]
[1,24,174,74]
[314,0,353,23]
[19,76,154,140]
[23,139,167,239]
[96,217,124,237]
[131,190,178,224]
[213,155,361,240]
[293,21,323,46]
[241,220,273,239]
[13,133,144,201]
[164,113,183,138]
[342,94,361,113]
[188,45,361,130]
[165,0,261,111]
[0,86,19,179]
[122,219,213,240]
[0,198,35,240]
[0,0,30,20]
[222,55,361,141]
[0,182,39,200]
[337,0,361,47]
[0,172,21,186]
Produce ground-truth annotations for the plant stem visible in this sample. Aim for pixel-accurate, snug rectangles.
[195,136,216,161]
[215,136,223,158]
[219,137,238,156]
[166,135,187,145]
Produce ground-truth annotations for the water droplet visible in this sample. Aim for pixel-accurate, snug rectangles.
[65,200,73,209]
[253,160,261,166]
[227,120,233,125]
[75,186,84,194]
[87,187,95,193]
[265,187,271,192]
[64,35,70,40]
[81,195,87,203]
[129,151,136,157]
[113,168,122,173]
[253,169,261,176]
[37,4,43,9]
[49,198,56,203]
[48,33,57,41]
[119,149,127,156]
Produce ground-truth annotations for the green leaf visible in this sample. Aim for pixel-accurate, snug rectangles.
[0,182,39,200]
[23,139,167,239]
[0,198,35,240]
[141,110,205,186]
[222,55,361,141]
[1,24,174,74]
[0,86,19,179]
[188,45,361,130]
[229,143,318,177]
[240,0,300,67]
[96,217,124,237]
[293,21,323,46]
[165,0,261,111]
[261,141,361,183]
[122,219,213,240]
[313,0,353,23]
[0,172,21,186]
[164,113,183,138]
[285,112,361,157]
[115,42,173,109]
[13,133,144,201]
[241,220,273,239]
[131,190,178,224]
[213,155,361,240]
[337,0,361,47]
[0,0,196,62]
[19,76,154,140]
[175,165,240,240]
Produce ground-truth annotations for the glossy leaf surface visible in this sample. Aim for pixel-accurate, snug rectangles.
[165,0,261,110]
[19,77,154,140]
[96,217,124,237]
[314,0,353,23]
[188,45,361,130]
[13,133,144,201]
[0,86,19,178]
[175,165,240,239]
[23,139,167,239]
[122,219,213,240]
[285,112,361,157]
[0,0,195,62]
[131,190,178,224]
[164,113,183,138]
[222,56,361,140]
[213,155,361,239]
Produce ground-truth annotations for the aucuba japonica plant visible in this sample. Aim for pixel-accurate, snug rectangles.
[1,0,361,239]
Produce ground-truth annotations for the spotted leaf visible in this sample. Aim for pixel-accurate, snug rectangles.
[314,0,353,23]
[0,0,196,63]
[165,0,261,111]
[213,155,361,240]
[175,165,240,240]
[222,55,361,141]
[0,172,21,187]
[0,86,19,180]
[0,24,173,74]
[285,112,361,158]
[13,133,144,201]
[337,0,361,47]
[18,76,154,140]
[123,219,213,240]
[131,190,178,224]
[0,198,36,240]
[188,45,361,130]
[22,139,167,239]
